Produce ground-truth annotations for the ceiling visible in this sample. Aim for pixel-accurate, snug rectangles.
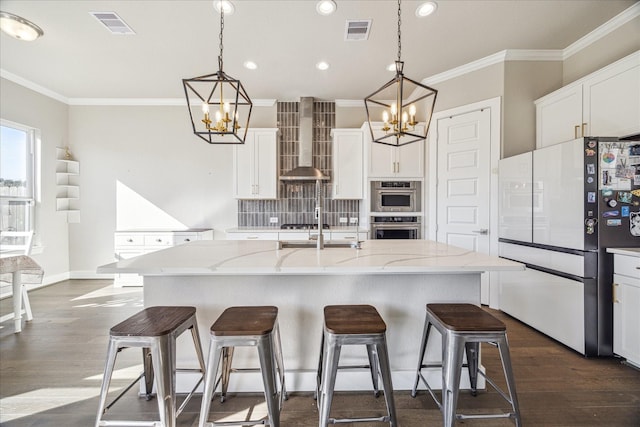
[0,0,637,103]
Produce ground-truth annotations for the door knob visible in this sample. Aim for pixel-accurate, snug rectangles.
[472,229,489,235]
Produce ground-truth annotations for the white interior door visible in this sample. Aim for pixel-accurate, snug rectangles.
[436,108,492,302]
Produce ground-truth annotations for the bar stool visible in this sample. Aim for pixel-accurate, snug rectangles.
[316,304,397,427]
[411,303,522,427]
[198,306,286,427]
[95,306,206,427]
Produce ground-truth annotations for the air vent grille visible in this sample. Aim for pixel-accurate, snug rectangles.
[344,19,372,41]
[90,12,136,35]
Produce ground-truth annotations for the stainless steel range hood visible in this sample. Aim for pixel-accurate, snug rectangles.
[280,97,329,181]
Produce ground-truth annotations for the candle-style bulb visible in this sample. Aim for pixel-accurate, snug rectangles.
[202,103,209,114]
[409,104,416,117]
[402,111,408,122]
[224,102,230,113]
[390,103,397,116]
[215,110,222,122]
[382,111,389,123]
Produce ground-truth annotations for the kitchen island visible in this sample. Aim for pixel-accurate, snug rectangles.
[97,239,523,392]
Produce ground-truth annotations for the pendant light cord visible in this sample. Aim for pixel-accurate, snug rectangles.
[397,0,402,63]
[218,8,224,72]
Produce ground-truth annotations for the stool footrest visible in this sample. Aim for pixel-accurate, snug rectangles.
[457,412,517,421]
[209,420,267,426]
[330,415,390,424]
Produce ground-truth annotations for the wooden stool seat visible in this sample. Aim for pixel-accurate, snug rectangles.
[110,306,197,337]
[427,303,506,332]
[211,306,277,336]
[324,304,387,335]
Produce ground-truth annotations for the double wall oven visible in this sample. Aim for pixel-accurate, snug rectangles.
[370,181,422,239]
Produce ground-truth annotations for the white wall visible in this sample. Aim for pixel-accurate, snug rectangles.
[0,78,71,285]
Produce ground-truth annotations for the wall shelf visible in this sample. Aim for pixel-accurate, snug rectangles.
[56,147,80,223]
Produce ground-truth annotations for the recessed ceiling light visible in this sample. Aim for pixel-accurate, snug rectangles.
[416,1,437,17]
[0,11,43,41]
[213,1,235,15]
[244,61,257,70]
[316,61,330,71]
[316,1,337,16]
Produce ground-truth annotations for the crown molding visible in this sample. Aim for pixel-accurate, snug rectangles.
[67,98,277,107]
[0,69,69,104]
[563,2,640,60]
[335,99,365,108]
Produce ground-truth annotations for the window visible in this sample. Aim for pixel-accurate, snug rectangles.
[1,121,37,233]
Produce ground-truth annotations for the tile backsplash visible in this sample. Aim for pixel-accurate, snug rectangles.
[238,100,360,228]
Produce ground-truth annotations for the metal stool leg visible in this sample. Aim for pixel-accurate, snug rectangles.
[442,333,465,427]
[497,335,522,427]
[375,336,398,427]
[366,343,380,397]
[411,319,432,397]
[315,332,325,403]
[199,340,222,427]
[219,346,234,403]
[95,339,119,427]
[151,336,176,427]
[257,334,280,427]
[465,342,480,396]
[142,347,154,399]
[273,322,287,404]
[318,334,341,427]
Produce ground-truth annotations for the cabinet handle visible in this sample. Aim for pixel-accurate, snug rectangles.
[184,238,191,242]
[613,283,619,304]
[574,125,580,139]
[156,239,162,242]
[127,239,133,243]
[582,122,587,137]
[247,236,259,239]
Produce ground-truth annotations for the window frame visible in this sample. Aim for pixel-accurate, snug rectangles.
[1,119,38,235]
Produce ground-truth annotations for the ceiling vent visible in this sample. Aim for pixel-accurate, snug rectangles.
[344,19,372,41]
[90,12,136,35]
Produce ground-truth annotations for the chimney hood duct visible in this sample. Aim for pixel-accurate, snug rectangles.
[280,97,329,181]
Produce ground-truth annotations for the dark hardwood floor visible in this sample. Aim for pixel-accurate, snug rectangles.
[1,279,639,426]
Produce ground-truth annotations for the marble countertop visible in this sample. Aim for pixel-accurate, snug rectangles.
[97,239,523,276]
[607,247,640,257]
[226,226,368,233]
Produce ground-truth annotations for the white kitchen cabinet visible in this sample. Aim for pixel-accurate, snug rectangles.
[366,124,424,179]
[330,231,368,241]
[226,231,279,240]
[535,50,640,148]
[233,128,278,199]
[498,152,533,242]
[55,147,80,223]
[331,129,363,199]
[114,229,213,286]
[612,252,640,368]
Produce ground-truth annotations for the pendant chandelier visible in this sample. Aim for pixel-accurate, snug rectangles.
[364,0,437,147]
[182,4,252,144]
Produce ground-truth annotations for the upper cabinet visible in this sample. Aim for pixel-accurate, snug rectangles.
[366,124,424,179]
[331,129,363,199]
[536,51,640,148]
[233,128,278,199]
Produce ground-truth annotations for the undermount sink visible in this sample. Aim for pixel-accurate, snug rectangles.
[277,240,361,249]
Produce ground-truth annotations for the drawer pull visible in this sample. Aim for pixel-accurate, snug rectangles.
[156,239,162,242]
[247,236,259,239]
[184,238,191,242]
[127,239,133,243]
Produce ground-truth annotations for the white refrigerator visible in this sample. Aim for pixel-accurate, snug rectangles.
[498,137,640,356]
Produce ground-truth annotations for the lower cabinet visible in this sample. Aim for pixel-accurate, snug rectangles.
[114,229,213,286]
[499,267,585,355]
[226,230,368,241]
[612,254,640,368]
